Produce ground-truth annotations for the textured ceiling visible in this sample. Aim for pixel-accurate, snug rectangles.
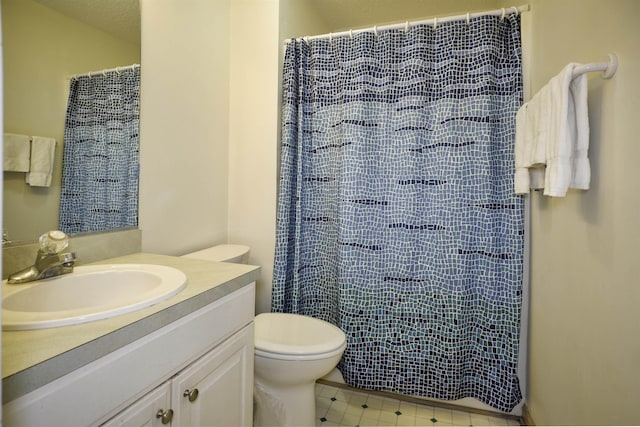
[32,0,140,45]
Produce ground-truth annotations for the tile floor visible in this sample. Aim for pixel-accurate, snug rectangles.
[315,383,522,427]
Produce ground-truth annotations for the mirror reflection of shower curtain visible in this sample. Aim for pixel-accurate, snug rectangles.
[273,15,524,412]
[59,66,140,234]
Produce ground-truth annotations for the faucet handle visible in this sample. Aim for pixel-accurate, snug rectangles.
[39,230,69,254]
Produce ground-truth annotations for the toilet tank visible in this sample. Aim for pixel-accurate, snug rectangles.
[182,244,250,264]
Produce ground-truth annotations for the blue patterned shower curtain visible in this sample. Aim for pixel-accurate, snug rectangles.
[59,66,140,233]
[273,15,524,412]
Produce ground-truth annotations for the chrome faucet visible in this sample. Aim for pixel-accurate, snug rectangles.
[7,231,77,284]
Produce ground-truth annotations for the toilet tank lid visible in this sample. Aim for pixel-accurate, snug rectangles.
[183,244,250,262]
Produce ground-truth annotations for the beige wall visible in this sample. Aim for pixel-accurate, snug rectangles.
[2,0,139,242]
[138,0,279,312]
[227,0,280,314]
[279,0,331,39]
[521,0,640,424]
[139,0,230,255]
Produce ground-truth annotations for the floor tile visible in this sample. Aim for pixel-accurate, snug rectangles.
[315,384,520,427]
[399,401,418,418]
[434,407,453,424]
[451,410,472,426]
[340,411,362,426]
[415,404,434,420]
[365,395,385,410]
[397,414,419,426]
[349,391,369,406]
[488,415,510,426]
[378,409,399,425]
[382,397,401,412]
[469,414,494,426]
[415,415,435,426]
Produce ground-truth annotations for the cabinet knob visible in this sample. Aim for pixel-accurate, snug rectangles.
[156,408,174,424]
[183,388,199,402]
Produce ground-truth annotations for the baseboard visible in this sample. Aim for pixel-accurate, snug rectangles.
[522,404,535,426]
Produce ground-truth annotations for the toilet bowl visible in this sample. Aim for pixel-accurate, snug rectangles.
[254,313,346,427]
[182,245,346,426]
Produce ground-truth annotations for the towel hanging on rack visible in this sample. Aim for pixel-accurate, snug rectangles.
[26,136,56,187]
[514,63,590,197]
[514,53,617,197]
[3,133,31,172]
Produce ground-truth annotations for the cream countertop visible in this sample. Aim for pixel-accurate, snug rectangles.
[2,252,260,404]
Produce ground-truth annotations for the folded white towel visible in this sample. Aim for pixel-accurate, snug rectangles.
[26,136,56,187]
[568,73,590,190]
[3,133,31,172]
[514,63,590,197]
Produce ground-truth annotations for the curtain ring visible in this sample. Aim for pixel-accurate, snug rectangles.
[405,21,409,32]
[466,12,470,25]
[329,32,333,43]
[501,8,506,19]
[433,17,438,29]
[373,25,378,36]
[116,67,121,75]
[511,6,519,15]
[350,29,353,39]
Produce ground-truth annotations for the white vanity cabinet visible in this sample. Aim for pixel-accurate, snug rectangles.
[103,323,253,427]
[3,282,256,427]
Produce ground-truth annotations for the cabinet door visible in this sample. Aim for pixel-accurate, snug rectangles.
[172,323,254,427]
[101,382,172,427]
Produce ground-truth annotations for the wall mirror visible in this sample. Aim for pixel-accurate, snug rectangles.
[2,0,140,243]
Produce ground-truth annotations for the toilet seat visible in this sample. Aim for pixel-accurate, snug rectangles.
[254,313,346,359]
[255,342,346,361]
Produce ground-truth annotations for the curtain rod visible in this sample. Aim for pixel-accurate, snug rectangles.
[285,4,530,44]
[69,64,140,79]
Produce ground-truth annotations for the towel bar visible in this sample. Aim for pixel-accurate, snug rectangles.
[572,53,618,79]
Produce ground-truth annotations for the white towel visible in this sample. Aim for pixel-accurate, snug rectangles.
[514,63,590,197]
[568,72,590,190]
[26,136,56,187]
[3,133,31,172]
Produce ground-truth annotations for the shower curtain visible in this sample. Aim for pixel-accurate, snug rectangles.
[273,14,524,412]
[59,66,140,234]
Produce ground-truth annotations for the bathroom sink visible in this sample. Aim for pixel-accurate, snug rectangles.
[2,264,187,331]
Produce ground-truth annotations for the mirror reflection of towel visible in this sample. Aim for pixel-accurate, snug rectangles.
[26,136,56,187]
[3,133,31,172]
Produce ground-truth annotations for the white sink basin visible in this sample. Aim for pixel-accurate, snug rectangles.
[2,264,187,331]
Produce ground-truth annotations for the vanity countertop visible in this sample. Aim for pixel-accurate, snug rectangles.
[2,252,261,404]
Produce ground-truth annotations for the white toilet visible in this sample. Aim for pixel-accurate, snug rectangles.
[182,245,347,427]
[254,313,346,426]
